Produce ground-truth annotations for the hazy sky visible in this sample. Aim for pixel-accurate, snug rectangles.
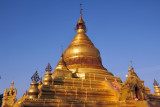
[0,0,160,99]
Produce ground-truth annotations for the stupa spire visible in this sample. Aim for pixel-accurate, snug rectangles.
[56,53,68,70]
[43,63,53,86]
[128,67,131,75]
[28,71,39,99]
[128,62,131,75]
[75,4,87,32]
[11,80,14,86]
[80,3,82,17]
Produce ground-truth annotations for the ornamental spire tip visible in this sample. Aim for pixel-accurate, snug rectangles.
[75,3,87,32]
[80,3,83,17]
[31,70,40,82]
[153,79,159,86]
[45,62,52,72]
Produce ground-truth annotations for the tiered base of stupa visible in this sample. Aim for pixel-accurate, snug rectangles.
[21,99,155,107]
[15,72,158,107]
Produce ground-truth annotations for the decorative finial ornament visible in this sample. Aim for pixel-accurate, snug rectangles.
[61,45,63,54]
[61,53,63,57]
[80,3,83,16]
[75,3,87,32]
[45,62,52,72]
[31,70,40,82]
[11,81,14,86]
[128,62,131,74]
[131,66,134,73]
[153,79,159,86]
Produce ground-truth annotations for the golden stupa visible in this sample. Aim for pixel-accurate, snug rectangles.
[2,8,160,107]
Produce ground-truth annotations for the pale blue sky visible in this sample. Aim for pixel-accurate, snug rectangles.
[0,0,160,99]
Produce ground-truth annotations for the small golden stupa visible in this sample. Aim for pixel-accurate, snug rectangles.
[2,7,160,107]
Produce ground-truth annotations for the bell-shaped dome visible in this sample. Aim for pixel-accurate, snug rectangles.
[63,14,105,70]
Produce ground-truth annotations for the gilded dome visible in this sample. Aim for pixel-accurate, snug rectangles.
[63,15,104,70]
[64,29,101,60]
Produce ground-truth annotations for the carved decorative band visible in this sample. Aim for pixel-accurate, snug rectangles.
[65,57,103,67]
